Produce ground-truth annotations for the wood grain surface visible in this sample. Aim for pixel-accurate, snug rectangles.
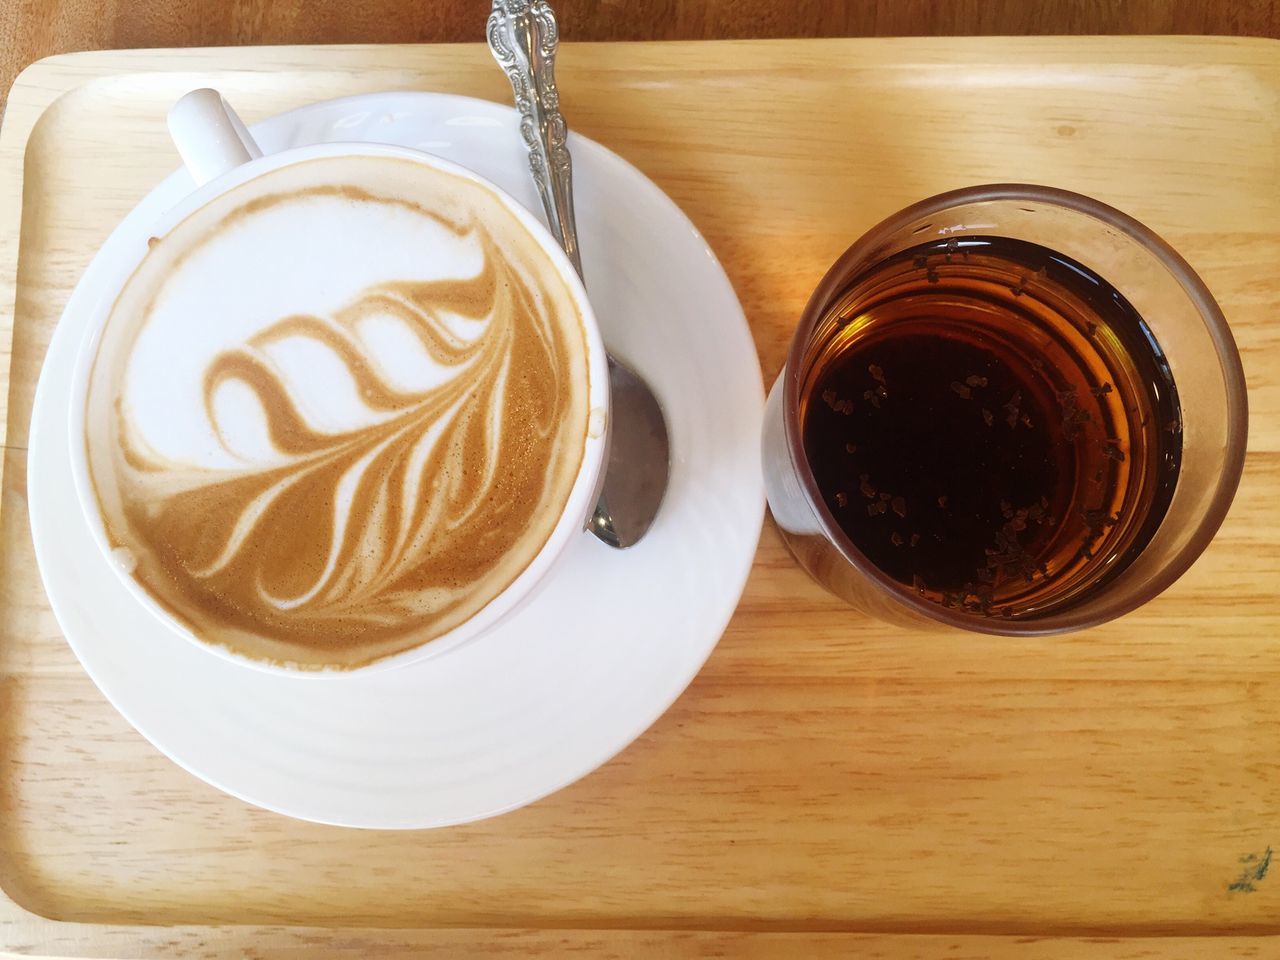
[1,36,1279,959]
[2,0,1280,114]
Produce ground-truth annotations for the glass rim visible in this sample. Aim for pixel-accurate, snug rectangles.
[782,182,1249,635]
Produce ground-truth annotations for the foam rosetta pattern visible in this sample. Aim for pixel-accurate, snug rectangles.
[84,155,590,668]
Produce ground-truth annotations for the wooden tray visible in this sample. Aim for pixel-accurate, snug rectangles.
[1,38,1277,959]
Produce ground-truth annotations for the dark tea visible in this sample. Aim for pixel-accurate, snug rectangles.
[799,236,1182,619]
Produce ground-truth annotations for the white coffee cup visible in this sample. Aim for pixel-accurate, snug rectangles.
[67,89,610,675]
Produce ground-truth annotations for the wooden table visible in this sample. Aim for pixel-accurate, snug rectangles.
[1,0,1278,112]
[1,33,1278,959]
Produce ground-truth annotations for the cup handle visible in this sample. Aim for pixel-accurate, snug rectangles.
[167,88,264,187]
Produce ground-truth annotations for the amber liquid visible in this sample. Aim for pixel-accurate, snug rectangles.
[800,236,1182,619]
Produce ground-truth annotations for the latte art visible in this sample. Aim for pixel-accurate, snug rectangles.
[85,155,590,668]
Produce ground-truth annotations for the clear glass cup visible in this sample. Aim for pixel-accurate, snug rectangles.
[761,184,1248,635]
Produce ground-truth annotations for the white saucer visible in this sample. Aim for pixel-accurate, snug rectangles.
[28,92,764,828]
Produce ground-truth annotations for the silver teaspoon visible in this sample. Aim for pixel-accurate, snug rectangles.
[486,0,671,549]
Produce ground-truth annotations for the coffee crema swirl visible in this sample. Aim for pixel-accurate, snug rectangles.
[85,156,590,668]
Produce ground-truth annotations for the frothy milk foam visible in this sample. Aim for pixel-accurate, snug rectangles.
[84,154,591,669]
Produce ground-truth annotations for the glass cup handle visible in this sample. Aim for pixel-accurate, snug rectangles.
[167,88,264,187]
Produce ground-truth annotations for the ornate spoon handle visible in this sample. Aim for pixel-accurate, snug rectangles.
[486,0,584,278]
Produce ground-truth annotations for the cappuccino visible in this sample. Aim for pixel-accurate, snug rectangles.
[83,154,591,668]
